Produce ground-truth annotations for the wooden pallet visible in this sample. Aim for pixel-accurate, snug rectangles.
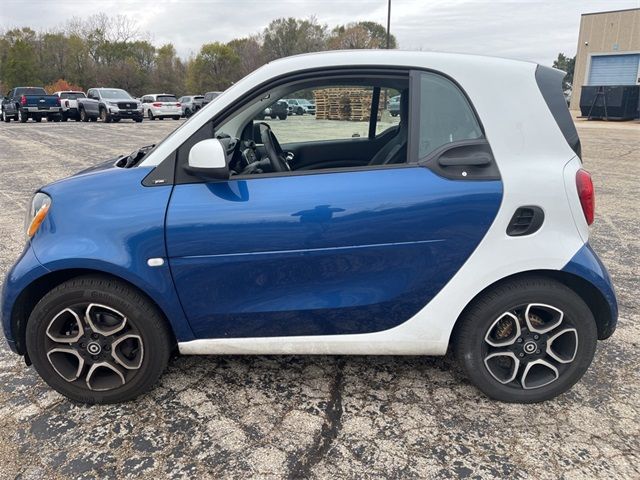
[314,88,383,121]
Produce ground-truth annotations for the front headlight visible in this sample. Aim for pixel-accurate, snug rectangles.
[106,101,118,106]
[25,192,51,239]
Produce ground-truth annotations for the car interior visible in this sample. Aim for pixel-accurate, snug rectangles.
[186,76,410,179]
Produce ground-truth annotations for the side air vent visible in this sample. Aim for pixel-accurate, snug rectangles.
[507,206,544,237]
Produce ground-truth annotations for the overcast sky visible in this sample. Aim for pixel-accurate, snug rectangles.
[1,0,639,65]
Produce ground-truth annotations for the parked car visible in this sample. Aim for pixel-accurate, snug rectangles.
[296,99,316,115]
[387,94,400,116]
[2,87,61,123]
[284,98,310,115]
[54,91,87,121]
[77,88,143,123]
[141,94,182,120]
[178,95,204,117]
[2,51,616,404]
[255,100,288,120]
[202,91,222,106]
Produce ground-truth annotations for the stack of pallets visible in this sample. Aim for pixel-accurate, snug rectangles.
[314,88,382,121]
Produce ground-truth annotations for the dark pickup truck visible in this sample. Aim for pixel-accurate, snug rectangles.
[2,87,62,123]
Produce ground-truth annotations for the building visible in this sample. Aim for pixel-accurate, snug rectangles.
[570,7,640,111]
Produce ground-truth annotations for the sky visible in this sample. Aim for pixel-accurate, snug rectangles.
[1,0,639,65]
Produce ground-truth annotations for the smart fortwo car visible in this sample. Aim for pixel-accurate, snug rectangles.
[1,51,617,404]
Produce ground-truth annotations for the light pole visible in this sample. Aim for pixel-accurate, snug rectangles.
[386,0,392,49]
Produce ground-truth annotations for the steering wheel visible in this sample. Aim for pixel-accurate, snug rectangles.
[258,122,291,172]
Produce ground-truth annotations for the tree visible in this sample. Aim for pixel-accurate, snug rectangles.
[186,42,240,93]
[152,44,185,94]
[2,29,40,87]
[45,78,83,93]
[227,37,264,77]
[329,21,397,49]
[262,17,328,60]
[553,53,575,91]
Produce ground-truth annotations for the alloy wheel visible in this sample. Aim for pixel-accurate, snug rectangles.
[482,303,578,390]
[45,303,144,391]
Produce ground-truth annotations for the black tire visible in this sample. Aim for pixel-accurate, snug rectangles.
[34,116,42,123]
[26,275,174,404]
[100,108,111,123]
[134,118,143,123]
[2,110,10,123]
[112,118,121,123]
[61,113,68,122]
[270,114,277,119]
[18,109,28,123]
[278,114,287,120]
[296,107,304,115]
[173,116,180,120]
[184,108,192,118]
[454,277,597,403]
[80,107,89,122]
[90,116,97,122]
[148,110,155,120]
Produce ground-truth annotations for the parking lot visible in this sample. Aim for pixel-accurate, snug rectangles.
[0,117,638,479]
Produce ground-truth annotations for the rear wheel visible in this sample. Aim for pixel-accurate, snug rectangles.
[278,114,287,120]
[148,110,155,120]
[454,277,597,403]
[26,276,173,404]
[80,107,89,122]
[18,110,27,123]
[173,115,180,120]
[2,110,10,123]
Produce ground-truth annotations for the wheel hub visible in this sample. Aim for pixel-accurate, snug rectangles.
[86,341,102,355]
[522,341,537,354]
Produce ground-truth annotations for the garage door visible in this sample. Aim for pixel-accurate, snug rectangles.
[588,54,640,85]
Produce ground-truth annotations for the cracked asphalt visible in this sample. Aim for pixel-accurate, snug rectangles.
[0,117,638,479]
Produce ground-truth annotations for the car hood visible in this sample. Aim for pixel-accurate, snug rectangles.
[74,156,120,175]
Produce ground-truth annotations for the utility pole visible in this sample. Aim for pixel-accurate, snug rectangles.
[386,0,392,49]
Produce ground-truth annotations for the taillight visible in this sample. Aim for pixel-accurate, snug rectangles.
[176,103,181,107]
[20,95,27,105]
[576,169,595,225]
[152,102,162,107]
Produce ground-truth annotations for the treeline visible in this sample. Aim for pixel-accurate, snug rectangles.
[0,14,397,96]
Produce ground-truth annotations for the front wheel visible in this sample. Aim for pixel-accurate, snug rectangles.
[454,277,597,403]
[26,276,173,404]
[100,108,111,123]
[2,110,10,123]
[80,108,89,122]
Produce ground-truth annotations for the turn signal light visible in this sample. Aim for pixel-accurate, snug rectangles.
[27,203,50,237]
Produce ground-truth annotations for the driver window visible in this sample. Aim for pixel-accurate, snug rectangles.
[261,85,401,143]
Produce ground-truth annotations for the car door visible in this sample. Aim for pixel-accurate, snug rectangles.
[164,70,503,340]
[6,90,16,115]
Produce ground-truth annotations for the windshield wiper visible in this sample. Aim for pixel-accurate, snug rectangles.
[114,144,155,168]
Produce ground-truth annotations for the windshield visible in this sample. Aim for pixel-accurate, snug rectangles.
[100,89,132,99]
[157,95,178,102]
[60,92,86,99]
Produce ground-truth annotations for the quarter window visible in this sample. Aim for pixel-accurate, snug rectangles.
[418,73,482,159]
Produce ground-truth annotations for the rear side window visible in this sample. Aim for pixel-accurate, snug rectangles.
[15,87,47,96]
[535,65,581,157]
[417,73,482,159]
[60,92,85,99]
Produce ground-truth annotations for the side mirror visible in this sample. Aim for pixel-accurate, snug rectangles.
[186,138,229,180]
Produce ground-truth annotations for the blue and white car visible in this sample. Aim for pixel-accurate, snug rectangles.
[1,51,616,404]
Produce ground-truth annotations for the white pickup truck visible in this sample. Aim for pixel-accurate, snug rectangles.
[54,91,87,121]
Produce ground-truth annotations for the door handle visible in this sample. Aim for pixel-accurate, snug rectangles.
[438,154,492,167]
